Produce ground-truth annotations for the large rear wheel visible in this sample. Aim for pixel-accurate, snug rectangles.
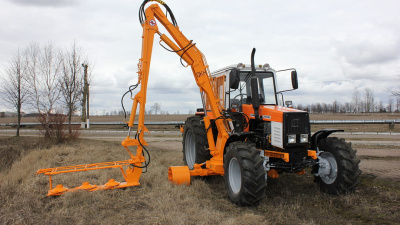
[182,116,211,169]
[224,142,266,206]
[314,137,361,195]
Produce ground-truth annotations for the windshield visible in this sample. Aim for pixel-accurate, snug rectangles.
[258,73,276,104]
[229,71,277,109]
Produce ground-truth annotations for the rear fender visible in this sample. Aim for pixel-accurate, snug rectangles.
[310,129,344,150]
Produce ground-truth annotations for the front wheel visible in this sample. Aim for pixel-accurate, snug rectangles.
[224,142,266,206]
[314,137,361,195]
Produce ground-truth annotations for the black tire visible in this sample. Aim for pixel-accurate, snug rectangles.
[314,137,361,195]
[224,141,266,206]
[182,116,211,169]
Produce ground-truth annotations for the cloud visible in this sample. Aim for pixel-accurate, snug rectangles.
[332,35,400,67]
[8,0,76,7]
[2,0,400,113]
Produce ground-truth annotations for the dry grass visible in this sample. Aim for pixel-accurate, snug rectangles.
[0,137,399,224]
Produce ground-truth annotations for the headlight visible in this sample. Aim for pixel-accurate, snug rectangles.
[288,134,296,144]
[300,134,309,143]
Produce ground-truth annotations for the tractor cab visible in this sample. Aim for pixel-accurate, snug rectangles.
[211,63,298,114]
[210,62,309,151]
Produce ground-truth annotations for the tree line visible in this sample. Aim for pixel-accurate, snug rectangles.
[295,87,400,114]
[0,42,92,137]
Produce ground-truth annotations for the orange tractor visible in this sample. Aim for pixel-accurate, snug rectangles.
[37,0,361,206]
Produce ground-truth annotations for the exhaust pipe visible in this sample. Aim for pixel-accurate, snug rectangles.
[250,48,260,119]
[251,48,256,77]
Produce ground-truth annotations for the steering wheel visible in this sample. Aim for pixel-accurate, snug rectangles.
[233,93,245,101]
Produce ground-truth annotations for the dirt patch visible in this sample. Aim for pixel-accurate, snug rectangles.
[359,159,400,180]
[149,140,182,152]
[0,136,50,172]
[357,147,400,157]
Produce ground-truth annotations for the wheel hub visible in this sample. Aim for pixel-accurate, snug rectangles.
[228,158,242,194]
[317,152,338,184]
[185,130,196,169]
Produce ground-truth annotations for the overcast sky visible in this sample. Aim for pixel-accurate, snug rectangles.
[1,0,400,114]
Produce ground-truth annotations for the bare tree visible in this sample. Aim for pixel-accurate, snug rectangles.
[60,43,85,134]
[26,42,63,116]
[24,42,63,139]
[378,101,385,112]
[310,103,316,113]
[151,103,161,115]
[344,102,351,113]
[40,42,63,114]
[364,87,375,114]
[321,102,327,113]
[352,88,360,113]
[387,98,393,113]
[390,87,400,98]
[332,100,339,113]
[0,49,29,136]
[24,43,41,112]
[315,102,322,113]
[389,87,400,112]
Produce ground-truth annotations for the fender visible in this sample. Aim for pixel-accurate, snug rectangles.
[310,129,344,150]
[227,132,258,142]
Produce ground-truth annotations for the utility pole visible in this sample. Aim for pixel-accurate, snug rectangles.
[86,68,90,129]
[81,64,89,128]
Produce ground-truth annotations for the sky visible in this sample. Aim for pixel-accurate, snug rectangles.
[1,0,400,114]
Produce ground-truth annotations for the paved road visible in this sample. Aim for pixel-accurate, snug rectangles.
[2,129,400,145]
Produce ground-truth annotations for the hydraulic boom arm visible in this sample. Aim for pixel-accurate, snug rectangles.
[36,0,230,195]
[130,1,232,183]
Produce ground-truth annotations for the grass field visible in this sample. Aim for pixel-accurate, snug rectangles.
[0,136,399,224]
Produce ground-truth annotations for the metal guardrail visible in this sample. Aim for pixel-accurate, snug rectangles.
[1,119,399,126]
[310,119,400,125]
[0,121,185,126]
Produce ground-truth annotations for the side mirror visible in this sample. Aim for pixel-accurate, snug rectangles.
[229,69,240,89]
[291,70,298,90]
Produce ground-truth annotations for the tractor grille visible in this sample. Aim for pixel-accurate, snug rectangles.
[282,112,310,160]
[283,112,310,135]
